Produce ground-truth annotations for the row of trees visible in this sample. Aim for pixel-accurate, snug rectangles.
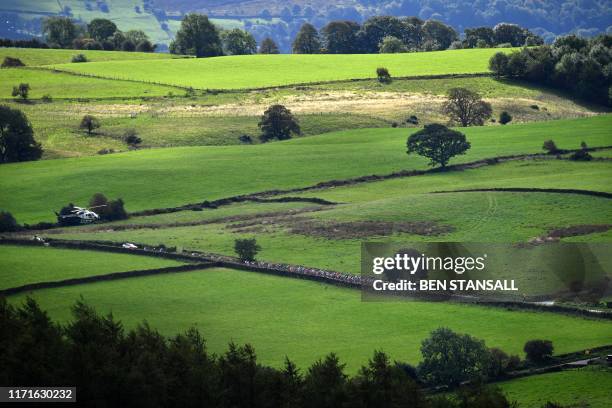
[490,34,612,106]
[293,18,540,54]
[168,13,540,57]
[41,16,155,52]
[170,14,279,57]
[2,297,561,407]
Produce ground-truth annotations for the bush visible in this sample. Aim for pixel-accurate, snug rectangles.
[238,134,253,144]
[0,211,19,232]
[406,115,419,125]
[376,67,391,83]
[1,57,25,68]
[234,238,261,261]
[499,111,512,125]
[97,148,115,155]
[530,104,540,110]
[11,83,30,100]
[542,139,560,154]
[487,348,520,378]
[41,94,53,103]
[88,193,128,221]
[71,54,88,63]
[79,115,100,135]
[123,129,142,146]
[569,149,592,161]
[523,339,554,363]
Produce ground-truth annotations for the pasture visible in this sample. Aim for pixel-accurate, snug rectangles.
[0,68,177,99]
[8,268,612,372]
[1,115,610,224]
[499,366,612,408]
[49,48,518,89]
[0,47,178,66]
[0,244,184,290]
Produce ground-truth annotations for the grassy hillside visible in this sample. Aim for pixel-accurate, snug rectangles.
[8,268,612,372]
[1,115,610,224]
[49,48,517,89]
[0,48,180,66]
[52,159,612,278]
[0,68,178,99]
[499,367,612,408]
[0,245,184,289]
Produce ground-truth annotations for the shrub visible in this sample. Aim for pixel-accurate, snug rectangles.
[376,67,391,83]
[499,111,512,125]
[487,348,520,378]
[523,339,554,363]
[41,94,53,103]
[391,121,398,128]
[79,115,100,135]
[406,115,419,125]
[234,238,261,261]
[530,104,540,110]
[1,57,25,68]
[11,83,30,100]
[124,129,142,146]
[542,139,560,154]
[407,124,471,168]
[238,135,253,144]
[568,150,592,161]
[71,54,88,63]
[97,148,115,155]
[89,193,128,221]
[0,211,19,232]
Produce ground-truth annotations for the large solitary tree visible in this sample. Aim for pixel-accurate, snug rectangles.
[0,105,42,163]
[442,87,492,127]
[407,124,470,169]
[170,14,223,57]
[258,105,301,142]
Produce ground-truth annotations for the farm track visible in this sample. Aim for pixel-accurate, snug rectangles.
[1,238,611,320]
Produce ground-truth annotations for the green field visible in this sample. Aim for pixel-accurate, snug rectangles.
[0,68,178,99]
[8,268,612,372]
[0,244,184,289]
[0,47,179,66]
[1,115,610,224]
[499,367,612,408]
[49,48,517,89]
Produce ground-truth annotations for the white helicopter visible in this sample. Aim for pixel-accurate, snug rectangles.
[56,205,105,224]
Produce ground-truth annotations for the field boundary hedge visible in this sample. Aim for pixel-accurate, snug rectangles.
[128,147,612,218]
[431,187,612,199]
[38,64,493,92]
[2,239,610,320]
[0,262,215,296]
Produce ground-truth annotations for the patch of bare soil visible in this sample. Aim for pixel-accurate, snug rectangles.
[527,224,612,244]
[289,220,454,239]
[548,224,612,238]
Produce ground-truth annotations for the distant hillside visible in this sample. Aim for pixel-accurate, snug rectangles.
[1,0,610,52]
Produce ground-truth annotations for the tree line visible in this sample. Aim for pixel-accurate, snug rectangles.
[36,16,156,52]
[489,34,612,106]
[1,297,568,408]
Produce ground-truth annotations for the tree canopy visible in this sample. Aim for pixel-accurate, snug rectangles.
[407,124,471,168]
[170,13,223,57]
[0,105,42,163]
[258,105,301,142]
